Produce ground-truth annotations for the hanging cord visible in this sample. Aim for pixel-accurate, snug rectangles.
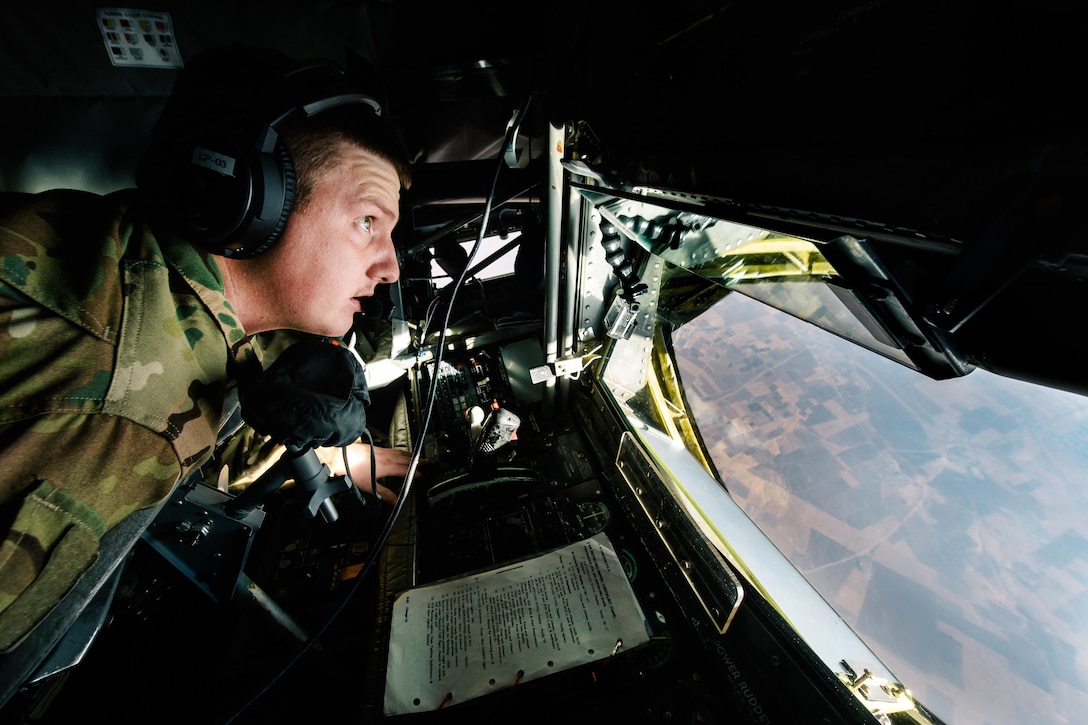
[340,427,379,504]
[223,96,525,724]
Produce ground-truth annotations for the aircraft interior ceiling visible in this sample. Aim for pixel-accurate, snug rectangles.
[3,2,1085,396]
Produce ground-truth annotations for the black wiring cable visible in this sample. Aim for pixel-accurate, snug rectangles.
[222,96,523,724]
[340,428,380,505]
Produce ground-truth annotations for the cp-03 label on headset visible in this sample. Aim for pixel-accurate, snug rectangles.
[191,146,237,176]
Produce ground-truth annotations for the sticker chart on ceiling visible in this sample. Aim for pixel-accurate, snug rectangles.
[97,7,183,68]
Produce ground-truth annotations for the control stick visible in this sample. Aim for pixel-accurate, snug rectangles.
[224,444,350,523]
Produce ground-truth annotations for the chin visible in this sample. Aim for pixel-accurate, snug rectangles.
[294,317,351,339]
[326,319,355,338]
[293,303,357,338]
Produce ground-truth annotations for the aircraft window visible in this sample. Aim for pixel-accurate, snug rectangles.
[602,261,1088,725]
[717,241,916,368]
[592,196,921,370]
[429,232,521,288]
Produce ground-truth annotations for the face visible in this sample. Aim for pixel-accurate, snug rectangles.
[261,143,401,337]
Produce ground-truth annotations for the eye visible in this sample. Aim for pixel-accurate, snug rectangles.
[355,215,374,234]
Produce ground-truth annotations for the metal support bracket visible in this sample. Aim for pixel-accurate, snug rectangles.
[529,346,602,383]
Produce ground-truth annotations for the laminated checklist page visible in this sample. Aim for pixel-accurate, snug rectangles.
[384,533,652,714]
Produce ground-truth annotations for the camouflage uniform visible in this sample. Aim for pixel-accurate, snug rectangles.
[0,189,261,651]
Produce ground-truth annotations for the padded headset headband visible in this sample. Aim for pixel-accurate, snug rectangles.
[147,49,382,259]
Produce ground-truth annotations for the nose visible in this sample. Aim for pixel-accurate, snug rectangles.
[370,234,400,284]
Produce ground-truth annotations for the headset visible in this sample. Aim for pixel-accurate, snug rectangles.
[143,48,383,259]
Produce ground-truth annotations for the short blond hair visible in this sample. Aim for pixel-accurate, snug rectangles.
[280,106,412,212]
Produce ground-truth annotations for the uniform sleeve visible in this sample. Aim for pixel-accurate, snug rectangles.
[216,425,286,495]
[0,413,181,652]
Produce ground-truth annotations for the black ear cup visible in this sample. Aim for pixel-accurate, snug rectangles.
[142,47,380,259]
[159,134,297,259]
[256,144,297,258]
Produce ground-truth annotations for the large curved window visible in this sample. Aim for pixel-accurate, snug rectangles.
[659,276,1088,725]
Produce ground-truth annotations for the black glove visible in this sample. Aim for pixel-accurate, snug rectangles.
[239,337,370,451]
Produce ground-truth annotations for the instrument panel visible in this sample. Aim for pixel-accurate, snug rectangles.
[416,341,610,582]
[388,339,881,724]
[397,340,733,722]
